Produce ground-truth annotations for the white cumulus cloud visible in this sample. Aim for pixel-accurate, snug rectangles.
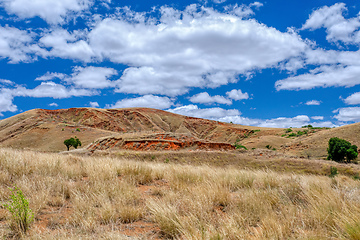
[48,102,58,107]
[334,107,360,122]
[39,29,94,61]
[87,5,307,96]
[14,82,97,99]
[0,89,18,115]
[89,101,99,108]
[302,3,360,44]
[168,104,335,128]
[226,89,249,100]
[168,104,240,119]
[305,100,321,106]
[106,95,174,109]
[0,0,93,24]
[343,92,360,105]
[36,72,66,81]
[275,65,360,91]
[66,66,118,89]
[0,26,42,63]
[189,92,232,105]
[311,116,324,120]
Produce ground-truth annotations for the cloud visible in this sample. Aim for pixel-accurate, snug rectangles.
[305,100,321,106]
[0,80,99,115]
[226,89,249,100]
[168,104,240,119]
[89,101,99,108]
[106,95,174,109]
[36,72,66,81]
[0,0,93,24]
[189,92,232,105]
[39,29,94,61]
[88,5,307,96]
[0,26,42,63]
[275,65,360,91]
[66,66,118,89]
[311,116,324,120]
[343,92,360,105]
[0,89,18,115]
[256,115,310,128]
[333,107,360,122]
[14,82,98,99]
[168,104,335,128]
[302,3,360,44]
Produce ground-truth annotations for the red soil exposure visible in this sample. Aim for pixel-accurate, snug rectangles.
[87,133,236,151]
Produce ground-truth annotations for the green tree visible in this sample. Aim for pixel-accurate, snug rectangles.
[64,138,74,151]
[73,137,82,149]
[327,137,358,163]
[64,137,82,151]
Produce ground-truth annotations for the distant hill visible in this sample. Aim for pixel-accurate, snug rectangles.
[0,108,254,152]
[0,107,357,159]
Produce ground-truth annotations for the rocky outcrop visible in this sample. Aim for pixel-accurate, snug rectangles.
[87,133,236,151]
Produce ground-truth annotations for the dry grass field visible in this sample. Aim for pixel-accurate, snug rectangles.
[0,148,360,239]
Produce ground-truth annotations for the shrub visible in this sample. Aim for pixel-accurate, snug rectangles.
[288,133,297,137]
[297,130,308,136]
[4,186,34,235]
[235,144,247,150]
[265,145,272,149]
[285,128,293,133]
[329,166,338,178]
[327,137,358,163]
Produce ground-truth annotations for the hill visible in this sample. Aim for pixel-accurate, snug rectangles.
[0,107,358,160]
[0,107,255,152]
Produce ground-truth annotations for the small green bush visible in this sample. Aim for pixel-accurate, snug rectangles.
[265,145,272,149]
[235,144,247,150]
[329,166,338,178]
[285,128,293,133]
[287,133,297,138]
[4,186,34,235]
[76,128,80,132]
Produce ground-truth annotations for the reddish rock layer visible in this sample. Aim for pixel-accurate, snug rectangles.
[87,133,236,151]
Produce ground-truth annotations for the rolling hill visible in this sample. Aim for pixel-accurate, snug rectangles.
[0,107,358,159]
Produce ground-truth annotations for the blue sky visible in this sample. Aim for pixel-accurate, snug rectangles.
[1,0,360,128]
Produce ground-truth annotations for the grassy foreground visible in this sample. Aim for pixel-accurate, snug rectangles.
[0,149,359,239]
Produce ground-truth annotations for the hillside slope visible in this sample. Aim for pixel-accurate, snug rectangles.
[0,108,255,152]
[283,123,360,158]
[0,107,356,158]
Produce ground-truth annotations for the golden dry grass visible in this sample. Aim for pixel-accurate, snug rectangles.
[0,148,360,239]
